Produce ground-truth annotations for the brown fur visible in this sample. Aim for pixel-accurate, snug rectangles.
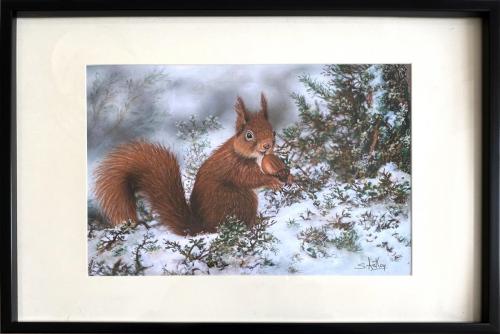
[94,94,284,235]
[94,141,197,235]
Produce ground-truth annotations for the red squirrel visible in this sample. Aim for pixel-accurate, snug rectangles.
[94,93,291,235]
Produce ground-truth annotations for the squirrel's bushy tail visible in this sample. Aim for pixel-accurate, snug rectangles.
[94,141,194,235]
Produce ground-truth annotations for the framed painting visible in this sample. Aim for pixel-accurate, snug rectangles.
[1,0,498,333]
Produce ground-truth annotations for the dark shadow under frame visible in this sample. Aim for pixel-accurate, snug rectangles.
[0,0,498,333]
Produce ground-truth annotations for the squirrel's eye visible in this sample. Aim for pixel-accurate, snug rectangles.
[245,130,254,141]
[273,131,276,137]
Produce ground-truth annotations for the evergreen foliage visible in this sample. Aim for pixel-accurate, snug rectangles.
[176,115,222,195]
[163,215,278,275]
[87,69,169,154]
[276,64,410,185]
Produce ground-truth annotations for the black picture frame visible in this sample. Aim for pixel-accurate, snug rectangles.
[1,0,499,333]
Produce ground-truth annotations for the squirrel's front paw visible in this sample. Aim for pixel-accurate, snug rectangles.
[268,178,284,191]
[275,168,290,183]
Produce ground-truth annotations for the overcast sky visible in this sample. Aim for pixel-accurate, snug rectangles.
[87,64,324,134]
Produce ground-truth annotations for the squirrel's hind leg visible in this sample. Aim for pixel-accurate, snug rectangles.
[213,189,258,229]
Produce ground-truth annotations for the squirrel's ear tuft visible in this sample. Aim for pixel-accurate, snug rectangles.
[260,92,268,120]
[234,96,249,132]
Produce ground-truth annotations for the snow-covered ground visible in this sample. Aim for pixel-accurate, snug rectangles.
[88,156,411,276]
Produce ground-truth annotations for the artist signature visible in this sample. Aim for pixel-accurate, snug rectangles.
[355,257,386,271]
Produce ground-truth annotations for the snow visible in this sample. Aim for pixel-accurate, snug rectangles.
[88,159,411,276]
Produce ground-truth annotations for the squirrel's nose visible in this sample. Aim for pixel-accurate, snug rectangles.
[263,143,271,150]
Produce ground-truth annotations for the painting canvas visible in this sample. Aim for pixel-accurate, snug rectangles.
[87,64,411,275]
